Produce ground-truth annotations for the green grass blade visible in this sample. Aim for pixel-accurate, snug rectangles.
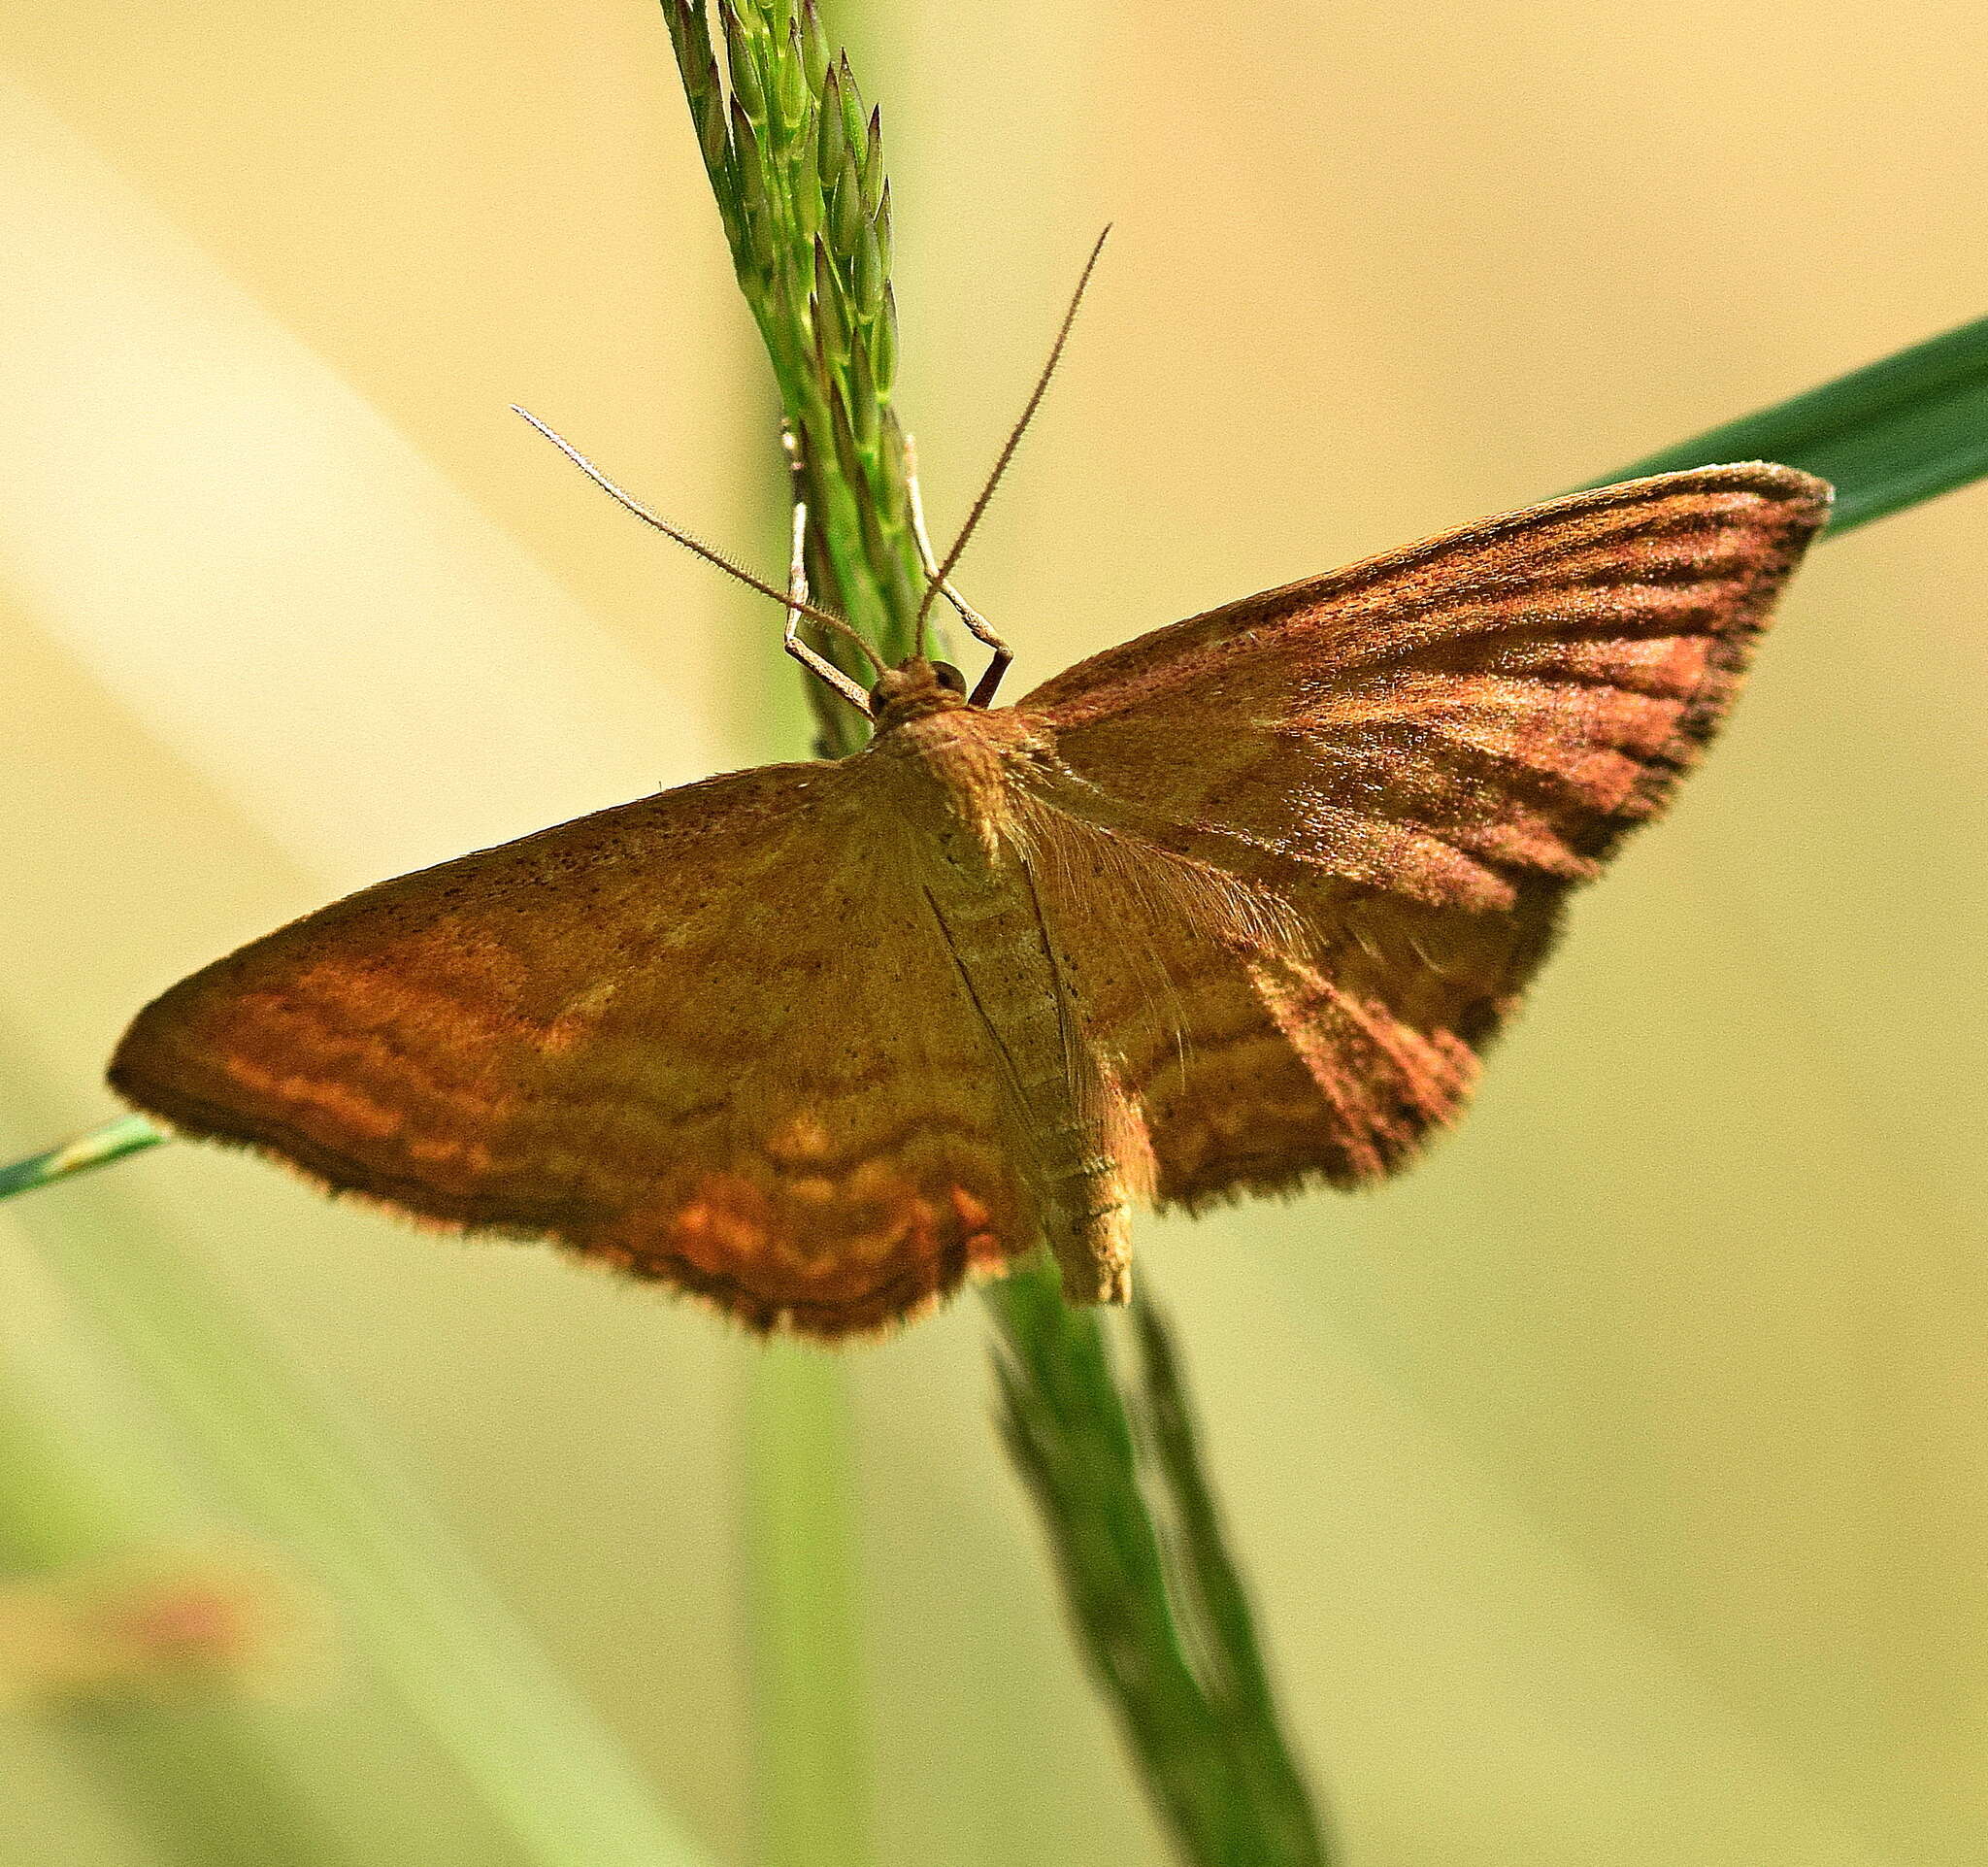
[1592,312,1988,530]
[0,1114,162,1199]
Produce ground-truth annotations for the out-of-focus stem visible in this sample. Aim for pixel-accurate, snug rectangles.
[741,1343,871,1867]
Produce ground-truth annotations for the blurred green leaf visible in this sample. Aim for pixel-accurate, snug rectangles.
[741,1342,871,1867]
[3,1118,714,1867]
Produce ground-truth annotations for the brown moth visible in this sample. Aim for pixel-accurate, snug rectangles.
[109,464,1829,1338]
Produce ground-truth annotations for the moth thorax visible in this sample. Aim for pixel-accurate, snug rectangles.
[879,709,1018,858]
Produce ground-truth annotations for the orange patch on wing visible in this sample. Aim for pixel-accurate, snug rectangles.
[217,1049,406,1143]
[613,1146,1010,1338]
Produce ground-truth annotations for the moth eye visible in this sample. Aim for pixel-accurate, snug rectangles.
[931,661,968,694]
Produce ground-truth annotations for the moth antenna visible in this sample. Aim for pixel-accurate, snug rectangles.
[512,406,889,679]
[912,225,1111,650]
[906,435,1012,705]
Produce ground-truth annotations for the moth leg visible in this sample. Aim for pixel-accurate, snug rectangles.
[779,494,875,719]
[906,434,1012,708]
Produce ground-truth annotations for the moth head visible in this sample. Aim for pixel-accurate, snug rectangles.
[871,657,971,730]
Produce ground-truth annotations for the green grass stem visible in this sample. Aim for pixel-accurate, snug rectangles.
[987,1269,1330,1866]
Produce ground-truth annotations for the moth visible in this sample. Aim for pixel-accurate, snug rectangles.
[109,455,1829,1338]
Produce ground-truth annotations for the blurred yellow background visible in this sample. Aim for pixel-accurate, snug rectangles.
[1,2,1984,1863]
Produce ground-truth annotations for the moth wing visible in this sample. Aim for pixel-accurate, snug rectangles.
[110,759,1037,1337]
[1012,465,1830,1204]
